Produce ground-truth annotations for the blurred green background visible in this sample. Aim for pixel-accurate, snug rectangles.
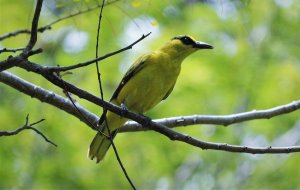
[1,0,300,189]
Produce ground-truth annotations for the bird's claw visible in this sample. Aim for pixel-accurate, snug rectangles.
[120,103,128,117]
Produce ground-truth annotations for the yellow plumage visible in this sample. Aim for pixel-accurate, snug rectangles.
[88,35,213,163]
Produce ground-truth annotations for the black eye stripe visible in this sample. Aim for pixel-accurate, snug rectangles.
[173,36,195,45]
[182,37,194,45]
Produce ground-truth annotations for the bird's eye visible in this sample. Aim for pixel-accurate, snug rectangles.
[180,36,195,45]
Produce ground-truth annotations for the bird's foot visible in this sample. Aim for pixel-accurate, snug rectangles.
[120,103,128,117]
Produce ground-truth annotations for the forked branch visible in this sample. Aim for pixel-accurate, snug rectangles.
[0,114,57,147]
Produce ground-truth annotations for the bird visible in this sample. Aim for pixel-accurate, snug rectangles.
[88,35,213,163]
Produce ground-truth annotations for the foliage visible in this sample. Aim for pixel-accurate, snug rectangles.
[0,0,300,189]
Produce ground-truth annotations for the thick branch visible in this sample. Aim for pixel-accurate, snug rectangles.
[0,55,26,72]
[120,100,300,132]
[0,71,99,128]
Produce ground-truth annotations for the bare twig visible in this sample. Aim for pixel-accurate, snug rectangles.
[22,0,44,55]
[94,0,136,189]
[0,114,57,147]
[0,31,149,71]
[0,29,31,41]
[0,48,25,54]
[59,76,107,137]
[45,0,120,27]
[161,130,300,154]
[45,32,151,72]
[95,0,105,101]
[0,0,120,41]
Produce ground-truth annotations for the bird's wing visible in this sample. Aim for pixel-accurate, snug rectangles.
[99,54,150,123]
[98,54,150,125]
[110,54,150,101]
[162,82,176,100]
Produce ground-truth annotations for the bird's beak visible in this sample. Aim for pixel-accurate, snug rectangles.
[193,41,214,49]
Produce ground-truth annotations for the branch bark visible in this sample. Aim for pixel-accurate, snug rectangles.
[120,100,300,132]
[0,71,99,128]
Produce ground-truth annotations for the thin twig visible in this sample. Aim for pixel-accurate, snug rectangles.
[46,0,120,27]
[94,0,136,189]
[0,0,120,41]
[0,114,57,147]
[0,29,31,41]
[22,0,43,55]
[95,0,105,102]
[45,32,151,72]
[60,76,108,137]
[0,48,25,54]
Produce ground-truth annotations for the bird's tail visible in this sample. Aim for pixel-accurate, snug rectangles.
[88,126,118,163]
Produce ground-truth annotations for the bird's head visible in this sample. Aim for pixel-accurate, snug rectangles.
[160,35,213,60]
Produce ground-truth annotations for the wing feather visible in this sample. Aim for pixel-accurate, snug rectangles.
[99,54,150,125]
[162,83,176,101]
[110,54,150,101]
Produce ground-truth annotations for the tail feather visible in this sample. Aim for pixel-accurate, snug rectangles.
[88,129,118,163]
[88,110,126,163]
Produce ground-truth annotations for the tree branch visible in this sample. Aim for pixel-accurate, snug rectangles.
[0,55,26,72]
[0,29,31,41]
[1,71,300,154]
[22,0,43,55]
[119,100,300,132]
[11,59,300,154]
[45,32,151,72]
[0,114,57,147]
[0,71,99,128]
[0,47,25,54]
[0,0,120,41]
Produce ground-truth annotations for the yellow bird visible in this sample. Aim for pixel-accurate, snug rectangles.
[88,35,213,163]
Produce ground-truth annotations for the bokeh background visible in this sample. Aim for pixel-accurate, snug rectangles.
[1,0,300,189]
